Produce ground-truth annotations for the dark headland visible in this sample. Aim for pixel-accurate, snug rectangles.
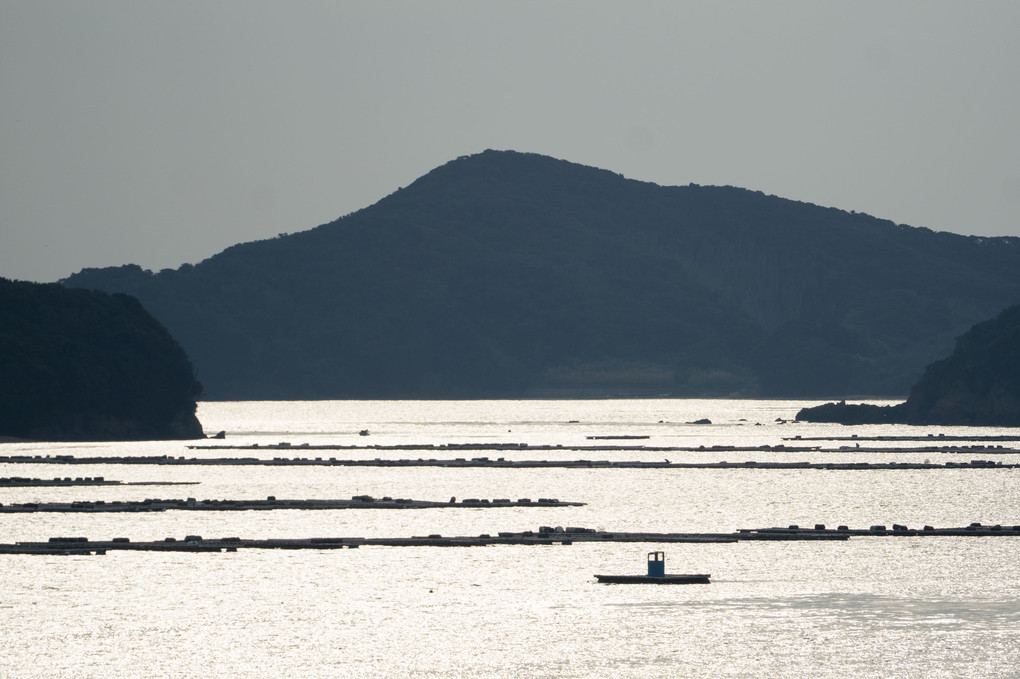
[797,304,1020,426]
[0,277,204,440]
[63,150,1020,400]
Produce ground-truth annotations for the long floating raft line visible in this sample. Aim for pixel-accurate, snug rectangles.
[739,522,1020,537]
[0,528,819,556]
[191,443,829,452]
[0,476,198,487]
[785,435,1020,442]
[186,442,1020,454]
[1,454,1016,470]
[2,523,1018,555]
[0,495,582,513]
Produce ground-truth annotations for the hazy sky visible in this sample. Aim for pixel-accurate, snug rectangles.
[3,1,1019,282]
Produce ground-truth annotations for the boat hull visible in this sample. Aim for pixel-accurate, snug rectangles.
[594,574,710,584]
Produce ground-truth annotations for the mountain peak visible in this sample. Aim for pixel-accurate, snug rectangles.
[62,152,1020,399]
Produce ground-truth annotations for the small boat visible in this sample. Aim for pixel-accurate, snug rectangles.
[595,573,710,584]
[595,551,710,584]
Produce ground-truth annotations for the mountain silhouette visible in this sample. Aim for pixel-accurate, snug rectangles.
[63,150,1020,399]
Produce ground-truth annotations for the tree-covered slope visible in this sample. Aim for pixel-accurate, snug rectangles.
[0,278,204,440]
[63,150,1020,399]
[797,304,1020,426]
[899,304,1020,425]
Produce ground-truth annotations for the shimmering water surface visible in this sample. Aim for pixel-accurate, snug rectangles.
[2,400,1019,678]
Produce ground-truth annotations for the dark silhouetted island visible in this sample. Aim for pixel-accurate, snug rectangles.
[63,150,1020,399]
[797,304,1020,426]
[0,278,204,440]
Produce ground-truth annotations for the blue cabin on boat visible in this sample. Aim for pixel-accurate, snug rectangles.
[647,551,665,577]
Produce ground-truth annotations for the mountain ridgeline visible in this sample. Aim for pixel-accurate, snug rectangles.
[0,278,204,440]
[63,150,1020,400]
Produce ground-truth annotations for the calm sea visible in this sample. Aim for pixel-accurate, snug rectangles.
[2,399,1019,678]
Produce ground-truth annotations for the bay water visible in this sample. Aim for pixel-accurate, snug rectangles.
[2,399,1019,678]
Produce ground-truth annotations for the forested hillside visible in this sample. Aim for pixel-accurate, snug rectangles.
[0,278,204,440]
[899,303,1020,425]
[63,150,1020,399]
[797,304,1020,426]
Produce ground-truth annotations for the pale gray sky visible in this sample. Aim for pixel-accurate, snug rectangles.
[3,1,1019,282]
